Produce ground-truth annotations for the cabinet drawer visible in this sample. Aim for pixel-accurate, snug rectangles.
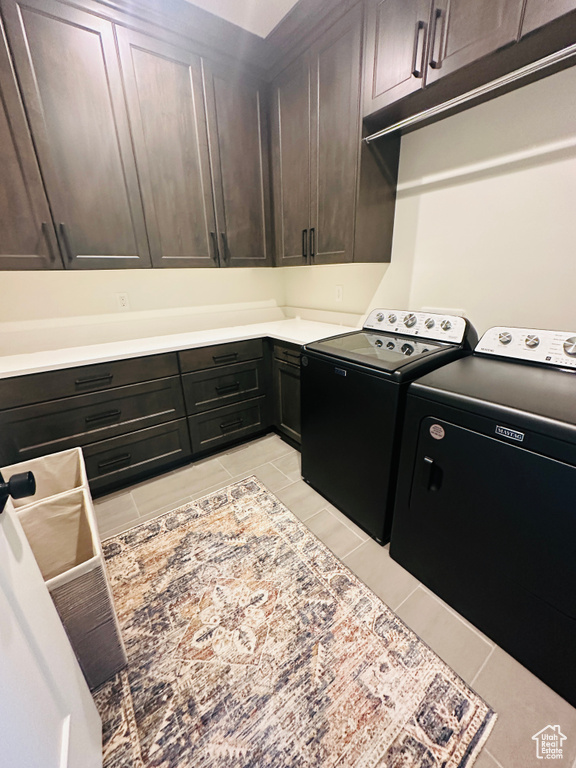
[0,377,185,464]
[182,359,266,415]
[188,396,268,453]
[0,353,179,410]
[273,342,301,365]
[83,419,192,495]
[179,339,263,373]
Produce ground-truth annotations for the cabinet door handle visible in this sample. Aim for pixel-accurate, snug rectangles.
[213,352,238,364]
[429,7,445,69]
[59,223,75,263]
[220,418,243,431]
[309,227,315,262]
[41,222,56,263]
[215,381,240,394]
[97,452,132,472]
[220,232,228,263]
[85,409,121,425]
[422,456,443,491]
[302,229,308,260]
[210,231,220,264]
[411,20,428,78]
[75,373,113,388]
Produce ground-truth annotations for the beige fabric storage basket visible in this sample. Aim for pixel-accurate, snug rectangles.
[4,448,126,690]
[2,447,88,507]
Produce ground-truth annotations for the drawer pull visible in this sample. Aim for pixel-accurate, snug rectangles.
[75,373,113,388]
[219,418,243,432]
[97,453,132,472]
[215,381,241,394]
[283,352,300,362]
[212,352,238,364]
[85,409,121,425]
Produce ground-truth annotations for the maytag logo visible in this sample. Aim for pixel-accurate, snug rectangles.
[496,425,525,442]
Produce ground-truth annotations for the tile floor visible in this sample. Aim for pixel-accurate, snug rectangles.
[94,433,576,768]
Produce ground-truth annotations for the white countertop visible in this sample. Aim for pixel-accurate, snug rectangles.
[0,317,356,379]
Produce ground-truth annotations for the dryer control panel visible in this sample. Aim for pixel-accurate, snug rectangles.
[476,327,576,369]
[363,309,468,344]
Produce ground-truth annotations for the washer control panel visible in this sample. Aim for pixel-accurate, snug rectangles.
[366,335,435,357]
[363,309,467,344]
[476,327,576,369]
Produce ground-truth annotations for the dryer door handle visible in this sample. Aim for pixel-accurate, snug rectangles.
[422,456,443,491]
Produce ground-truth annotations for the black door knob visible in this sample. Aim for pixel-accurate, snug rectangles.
[0,471,36,513]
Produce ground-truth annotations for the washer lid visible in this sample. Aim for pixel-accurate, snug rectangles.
[305,330,449,373]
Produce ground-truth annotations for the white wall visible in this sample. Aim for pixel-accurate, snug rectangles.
[0,261,384,326]
[282,262,388,318]
[369,65,576,335]
[0,267,285,322]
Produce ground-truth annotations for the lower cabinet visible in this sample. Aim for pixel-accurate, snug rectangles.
[188,397,269,454]
[272,342,302,445]
[179,339,271,455]
[83,420,191,494]
[0,353,192,495]
[0,336,303,497]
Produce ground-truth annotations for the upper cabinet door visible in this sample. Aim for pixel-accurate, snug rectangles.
[309,4,362,265]
[425,0,525,86]
[521,0,576,36]
[203,62,273,268]
[363,0,433,116]
[0,18,61,270]
[1,0,151,269]
[116,28,219,268]
[271,55,311,266]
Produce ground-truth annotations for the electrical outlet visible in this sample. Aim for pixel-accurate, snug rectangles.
[116,292,130,311]
[335,285,343,302]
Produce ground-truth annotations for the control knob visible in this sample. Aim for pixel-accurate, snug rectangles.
[386,341,395,350]
[499,332,512,345]
[403,313,417,328]
[440,319,452,332]
[525,334,540,349]
[375,338,383,347]
[376,312,384,322]
[401,343,414,356]
[424,318,435,329]
[563,336,576,357]
[388,313,397,324]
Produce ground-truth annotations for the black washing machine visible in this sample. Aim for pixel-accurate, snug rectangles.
[301,309,477,544]
[390,325,576,706]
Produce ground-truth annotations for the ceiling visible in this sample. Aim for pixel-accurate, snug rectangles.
[184,0,300,38]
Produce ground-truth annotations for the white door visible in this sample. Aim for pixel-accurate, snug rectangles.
[0,498,102,768]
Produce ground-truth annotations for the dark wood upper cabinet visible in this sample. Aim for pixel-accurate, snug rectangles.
[116,28,218,268]
[1,0,151,269]
[310,6,362,265]
[424,0,525,87]
[272,4,363,266]
[0,17,61,270]
[363,0,536,120]
[363,0,433,115]
[271,55,311,266]
[521,0,576,36]
[202,62,273,267]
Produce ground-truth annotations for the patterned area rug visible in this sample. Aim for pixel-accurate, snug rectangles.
[94,477,496,767]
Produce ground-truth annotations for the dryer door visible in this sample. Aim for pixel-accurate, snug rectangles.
[391,414,576,706]
[408,416,576,617]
